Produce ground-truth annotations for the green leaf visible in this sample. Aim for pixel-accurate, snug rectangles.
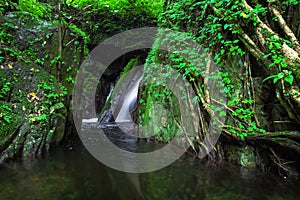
[263,74,277,82]
[284,74,294,85]
[240,134,245,140]
[50,102,65,114]
[277,72,284,79]
[224,24,231,30]
[4,116,11,123]
[274,42,281,49]
[281,61,287,68]
[263,53,271,58]
[219,111,226,117]
[192,96,200,103]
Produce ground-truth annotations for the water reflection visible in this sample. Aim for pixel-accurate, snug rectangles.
[0,125,299,200]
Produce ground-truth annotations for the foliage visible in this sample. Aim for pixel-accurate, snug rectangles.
[0,0,164,160]
[0,101,23,149]
[139,0,300,142]
[65,0,164,18]
[17,0,52,19]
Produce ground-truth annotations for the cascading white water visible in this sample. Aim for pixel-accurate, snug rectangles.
[83,84,114,123]
[115,76,142,122]
[106,83,114,102]
[98,83,115,124]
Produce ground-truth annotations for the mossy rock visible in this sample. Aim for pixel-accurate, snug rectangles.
[0,121,30,162]
[0,101,23,149]
[0,61,68,161]
[225,145,256,167]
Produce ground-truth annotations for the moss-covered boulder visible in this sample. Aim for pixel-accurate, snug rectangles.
[0,62,67,162]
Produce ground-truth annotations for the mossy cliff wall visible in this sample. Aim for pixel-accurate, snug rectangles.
[0,3,158,162]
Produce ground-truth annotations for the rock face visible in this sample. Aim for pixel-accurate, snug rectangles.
[224,145,256,167]
[0,4,157,162]
[0,13,77,161]
[0,62,67,162]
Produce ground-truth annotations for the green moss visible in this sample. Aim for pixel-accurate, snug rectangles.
[111,57,139,100]
[98,94,112,119]
[0,101,23,147]
[0,62,68,160]
[226,146,256,167]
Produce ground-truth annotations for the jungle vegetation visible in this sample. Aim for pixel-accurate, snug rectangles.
[0,0,299,176]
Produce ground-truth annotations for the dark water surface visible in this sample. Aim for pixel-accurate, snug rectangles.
[0,123,299,200]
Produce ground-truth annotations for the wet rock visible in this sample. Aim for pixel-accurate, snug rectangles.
[0,62,67,161]
[225,145,256,167]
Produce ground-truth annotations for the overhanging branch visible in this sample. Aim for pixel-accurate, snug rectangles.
[243,1,300,66]
[269,4,300,54]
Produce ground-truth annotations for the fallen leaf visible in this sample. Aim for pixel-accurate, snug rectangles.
[29,92,36,97]
[241,12,247,18]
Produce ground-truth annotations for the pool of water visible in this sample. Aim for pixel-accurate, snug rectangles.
[0,123,299,200]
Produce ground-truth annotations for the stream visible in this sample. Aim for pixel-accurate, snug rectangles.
[0,122,299,200]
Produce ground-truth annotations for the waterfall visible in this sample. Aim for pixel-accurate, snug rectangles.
[115,76,142,122]
[98,65,143,125]
[98,83,115,124]
[106,83,114,102]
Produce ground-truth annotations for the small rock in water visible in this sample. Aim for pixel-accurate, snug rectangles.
[82,118,99,123]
